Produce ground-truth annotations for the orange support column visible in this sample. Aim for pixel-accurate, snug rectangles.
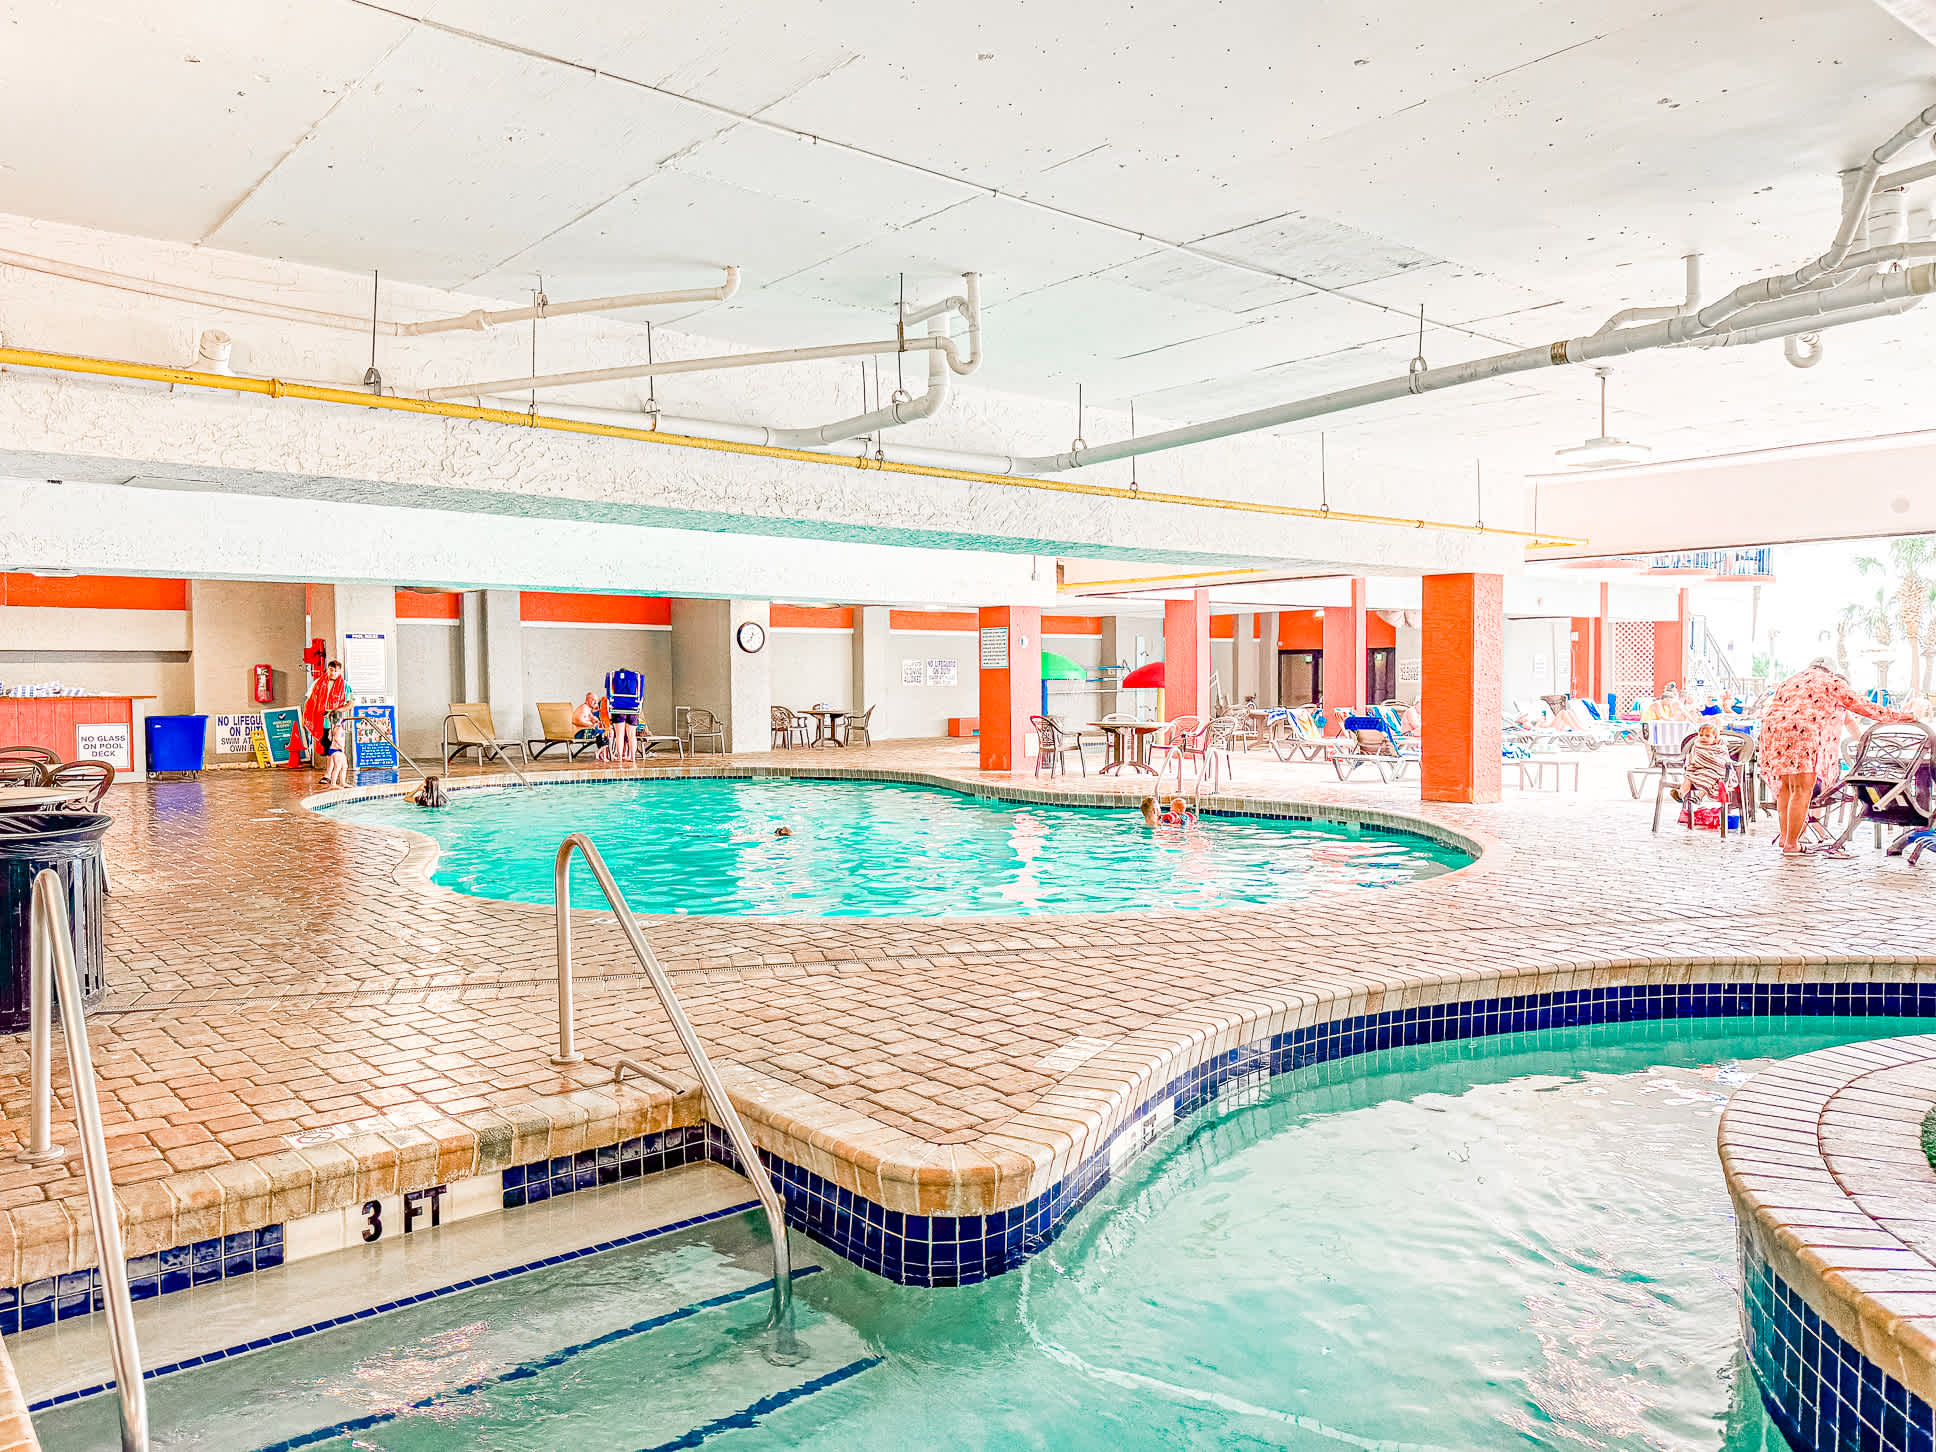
[1322,578,1368,716]
[1570,617,1595,700]
[1653,587,1690,697]
[1421,573,1504,804]
[978,605,1042,771]
[1162,589,1211,719]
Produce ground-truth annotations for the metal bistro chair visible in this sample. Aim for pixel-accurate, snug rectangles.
[0,745,61,765]
[771,706,799,749]
[685,707,727,754]
[846,705,876,747]
[1030,715,1087,778]
[0,759,49,787]
[45,760,116,811]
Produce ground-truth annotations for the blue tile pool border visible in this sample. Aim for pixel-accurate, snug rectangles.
[1742,1226,1936,1451]
[729,980,1936,1289]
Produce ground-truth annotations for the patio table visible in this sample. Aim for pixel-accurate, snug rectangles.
[1088,721,1160,776]
[804,708,849,748]
[0,787,85,811]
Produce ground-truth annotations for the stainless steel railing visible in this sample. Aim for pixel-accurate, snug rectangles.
[551,835,797,1353]
[18,869,148,1451]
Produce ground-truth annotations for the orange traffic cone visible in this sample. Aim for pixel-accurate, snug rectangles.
[284,716,307,769]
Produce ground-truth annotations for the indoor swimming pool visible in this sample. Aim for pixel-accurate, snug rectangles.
[323,776,1469,917]
[31,1015,1904,1450]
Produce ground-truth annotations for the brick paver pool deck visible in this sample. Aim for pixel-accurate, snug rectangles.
[0,737,1931,1289]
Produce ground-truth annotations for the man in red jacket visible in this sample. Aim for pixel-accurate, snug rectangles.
[300,659,352,768]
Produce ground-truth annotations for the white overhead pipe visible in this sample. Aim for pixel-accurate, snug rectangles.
[399,267,739,334]
[765,316,952,447]
[0,246,740,343]
[1592,253,1703,335]
[1784,332,1827,368]
[989,105,1936,475]
[0,246,407,334]
[999,263,1936,474]
[194,329,234,375]
[423,273,981,402]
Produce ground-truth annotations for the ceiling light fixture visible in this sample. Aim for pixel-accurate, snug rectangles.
[1555,367,1651,468]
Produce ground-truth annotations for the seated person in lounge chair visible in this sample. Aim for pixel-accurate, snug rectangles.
[574,691,611,763]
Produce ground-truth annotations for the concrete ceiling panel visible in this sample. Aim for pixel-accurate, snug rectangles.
[208,26,736,287]
[471,168,877,304]
[0,0,411,242]
[417,0,861,115]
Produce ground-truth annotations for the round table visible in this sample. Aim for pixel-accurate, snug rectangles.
[1088,721,1161,775]
[804,709,849,748]
[0,787,86,811]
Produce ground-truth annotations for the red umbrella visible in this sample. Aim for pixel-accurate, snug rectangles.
[1121,662,1164,689]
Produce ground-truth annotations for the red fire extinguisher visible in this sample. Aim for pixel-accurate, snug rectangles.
[252,664,275,705]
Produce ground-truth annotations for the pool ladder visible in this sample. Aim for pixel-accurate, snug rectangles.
[550,835,799,1357]
[17,869,148,1451]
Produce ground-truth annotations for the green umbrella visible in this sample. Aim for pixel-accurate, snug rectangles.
[1041,651,1087,681]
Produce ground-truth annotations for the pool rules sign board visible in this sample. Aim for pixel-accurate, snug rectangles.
[979,626,1009,669]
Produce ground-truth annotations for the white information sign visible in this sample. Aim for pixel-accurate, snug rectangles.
[1398,659,1421,684]
[76,723,131,771]
[901,659,925,686]
[1533,653,1550,683]
[343,632,387,696]
[926,659,958,688]
[214,712,266,755]
[979,626,1009,670]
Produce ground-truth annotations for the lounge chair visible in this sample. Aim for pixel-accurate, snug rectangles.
[1330,716,1418,782]
[529,702,600,760]
[1819,721,1936,855]
[443,703,528,774]
[1268,707,1335,763]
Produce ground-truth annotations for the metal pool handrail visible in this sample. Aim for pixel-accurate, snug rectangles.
[19,869,149,1451]
[551,834,797,1344]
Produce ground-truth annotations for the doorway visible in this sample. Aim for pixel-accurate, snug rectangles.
[1365,648,1396,704]
[1279,650,1321,706]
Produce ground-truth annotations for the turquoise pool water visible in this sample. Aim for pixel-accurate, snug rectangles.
[324,777,1468,917]
[36,1016,1910,1450]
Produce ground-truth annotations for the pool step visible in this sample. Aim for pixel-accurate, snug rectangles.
[29,1207,872,1452]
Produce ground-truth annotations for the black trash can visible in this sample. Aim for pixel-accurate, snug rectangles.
[0,814,110,1034]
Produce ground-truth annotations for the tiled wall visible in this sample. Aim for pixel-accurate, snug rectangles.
[1743,1227,1936,1451]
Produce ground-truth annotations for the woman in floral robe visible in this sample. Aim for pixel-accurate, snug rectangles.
[1759,658,1910,856]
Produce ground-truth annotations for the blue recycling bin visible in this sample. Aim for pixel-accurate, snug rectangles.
[145,714,208,774]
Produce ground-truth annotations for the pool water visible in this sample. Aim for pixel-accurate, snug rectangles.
[325,777,1468,917]
[35,1016,1908,1451]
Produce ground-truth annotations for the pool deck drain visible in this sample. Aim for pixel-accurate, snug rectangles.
[0,740,1933,1301]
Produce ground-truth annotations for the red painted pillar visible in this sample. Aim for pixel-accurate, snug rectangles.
[1570,617,1594,700]
[978,605,1042,771]
[1163,589,1211,719]
[1596,581,1613,705]
[1321,577,1368,717]
[1652,587,1689,696]
[1421,573,1504,804]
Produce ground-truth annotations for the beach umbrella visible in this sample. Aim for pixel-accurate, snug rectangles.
[1041,651,1087,681]
[1121,662,1164,689]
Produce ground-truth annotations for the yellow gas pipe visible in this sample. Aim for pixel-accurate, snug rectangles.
[0,345,1586,550]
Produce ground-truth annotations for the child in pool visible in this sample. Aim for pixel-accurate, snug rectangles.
[409,775,449,807]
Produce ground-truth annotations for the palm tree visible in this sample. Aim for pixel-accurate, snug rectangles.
[1830,602,1862,678]
[1855,536,1936,694]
